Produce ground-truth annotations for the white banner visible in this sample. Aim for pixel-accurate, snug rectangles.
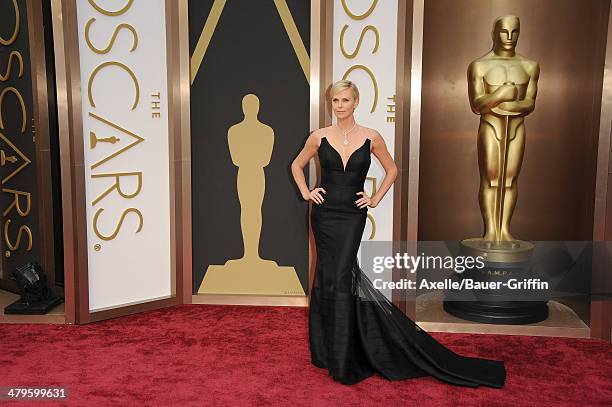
[76,0,172,311]
[333,0,398,242]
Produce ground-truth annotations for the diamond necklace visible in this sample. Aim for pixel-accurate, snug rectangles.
[339,122,357,145]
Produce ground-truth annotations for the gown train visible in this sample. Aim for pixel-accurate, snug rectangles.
[308,136,506,387]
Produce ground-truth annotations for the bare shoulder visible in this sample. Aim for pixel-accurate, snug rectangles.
[309,127,331,147]
[360,126,382,141]
[359,127,385,150]
[314,125,334,136]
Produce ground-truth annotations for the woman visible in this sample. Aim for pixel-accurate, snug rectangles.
[291,80,506,387]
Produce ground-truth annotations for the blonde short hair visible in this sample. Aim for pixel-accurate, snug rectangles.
[329,80,359,100]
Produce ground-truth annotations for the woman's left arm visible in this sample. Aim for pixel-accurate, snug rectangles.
[368,131,397,208]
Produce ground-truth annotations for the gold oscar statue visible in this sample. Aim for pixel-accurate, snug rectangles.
[444,15,548,325]
[463,14,540,262]
[198,94,305,296]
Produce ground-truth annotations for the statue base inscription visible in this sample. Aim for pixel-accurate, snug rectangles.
[444,240,548,325]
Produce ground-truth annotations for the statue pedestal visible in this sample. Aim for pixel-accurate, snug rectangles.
[443,238,549,324]
[198,257,305,296]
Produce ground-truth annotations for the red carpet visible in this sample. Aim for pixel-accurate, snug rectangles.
[1,304,611,406]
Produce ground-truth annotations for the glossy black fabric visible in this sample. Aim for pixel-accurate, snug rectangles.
[309,137,506,387]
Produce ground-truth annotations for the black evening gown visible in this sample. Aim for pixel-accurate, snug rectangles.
[308,136,506,387]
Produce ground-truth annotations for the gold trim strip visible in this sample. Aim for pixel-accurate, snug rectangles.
[190,0,227,84]
[193,294,308,307]
[177,0,193,303]
[273,0,310,84]
[417,321,590,339]
[51,0,77,323]
[407,0,424,242]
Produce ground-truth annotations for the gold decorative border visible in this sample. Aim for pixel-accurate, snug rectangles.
[190,0,226,84]
[273,0,310,84]
[190,0,310,85]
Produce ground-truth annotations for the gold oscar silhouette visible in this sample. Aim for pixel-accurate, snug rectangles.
[0,150,17,166]
[90,132,120,149]
[198,94,305,296]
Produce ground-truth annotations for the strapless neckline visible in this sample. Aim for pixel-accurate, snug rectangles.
[321,136,370,172]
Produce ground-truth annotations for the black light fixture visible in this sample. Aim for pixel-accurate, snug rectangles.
[4,262,63,315]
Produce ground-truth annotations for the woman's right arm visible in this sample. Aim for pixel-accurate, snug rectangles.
[291,131,325,203]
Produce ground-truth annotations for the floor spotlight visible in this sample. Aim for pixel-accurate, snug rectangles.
[4,263,63,315]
